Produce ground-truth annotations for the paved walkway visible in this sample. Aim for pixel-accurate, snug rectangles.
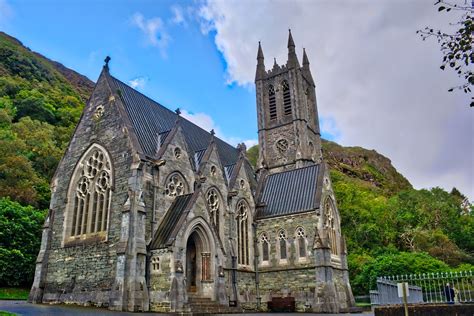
[0,300,374,315]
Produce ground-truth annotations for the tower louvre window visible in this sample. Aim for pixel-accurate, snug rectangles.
[268,85,277,120]
[282,80,292,116]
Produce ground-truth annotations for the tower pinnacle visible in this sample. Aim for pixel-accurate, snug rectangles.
[286,30,299,68]
[255,41,266,81]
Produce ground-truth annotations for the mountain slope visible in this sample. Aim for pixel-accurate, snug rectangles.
[0,32,94,208]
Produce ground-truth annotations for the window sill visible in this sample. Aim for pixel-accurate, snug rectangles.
[63,233,107,247]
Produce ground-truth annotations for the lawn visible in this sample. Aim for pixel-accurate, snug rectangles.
[0,311,16,315]
[0,288,29,300]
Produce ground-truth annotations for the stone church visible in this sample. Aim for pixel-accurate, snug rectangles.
[29,31,354,313]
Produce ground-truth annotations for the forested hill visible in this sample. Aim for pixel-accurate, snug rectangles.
[0,31,472,293]
[0,31,94,100]
[0,31,93,209]
[246,141,473,295]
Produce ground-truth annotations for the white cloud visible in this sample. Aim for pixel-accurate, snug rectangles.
[181,109,257,148]
[197,0,474,199]
[128,76,148,90]
[131,12,170,57]
[170,5,186,25]
[0,0,13,25]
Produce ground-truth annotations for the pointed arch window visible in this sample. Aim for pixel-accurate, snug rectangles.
[296,227,307,259]
[278,229,288,261]
[268,85,277,120]
[206,188,221,236]
[324,198,339,256]
[66,145,112,242]
[282,80,292,116]
[260,232,270,264]
[237,200,250,266]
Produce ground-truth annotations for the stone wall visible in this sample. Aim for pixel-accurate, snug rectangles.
[34,72,136,307]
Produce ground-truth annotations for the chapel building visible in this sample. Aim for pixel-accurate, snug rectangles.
[29,31,354,313]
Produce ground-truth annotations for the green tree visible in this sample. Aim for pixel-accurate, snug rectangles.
[0,198,46,286]
[417,0,473,106]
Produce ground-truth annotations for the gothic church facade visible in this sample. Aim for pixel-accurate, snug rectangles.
[29,32,354,313]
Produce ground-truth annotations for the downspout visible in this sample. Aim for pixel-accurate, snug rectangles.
[253,222,261,310]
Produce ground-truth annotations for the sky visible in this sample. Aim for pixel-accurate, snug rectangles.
[0,0,472,199]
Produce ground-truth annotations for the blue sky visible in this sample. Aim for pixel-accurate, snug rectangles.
[0,0,336,147]
[0,0,472,199]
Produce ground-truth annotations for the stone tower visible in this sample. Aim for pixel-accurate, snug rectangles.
[255,30,322,174]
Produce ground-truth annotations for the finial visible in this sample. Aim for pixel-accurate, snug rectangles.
[210,129,215,136]
[104,56,111,70]
[175,108,181,115]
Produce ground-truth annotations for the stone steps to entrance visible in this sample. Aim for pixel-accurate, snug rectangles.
[185,295,242,314]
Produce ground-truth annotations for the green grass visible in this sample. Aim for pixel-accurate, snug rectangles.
[355,302,372,307]
[0,288,29,300]
[0,311,17,315]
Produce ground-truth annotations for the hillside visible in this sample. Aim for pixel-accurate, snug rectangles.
[0,32,472,293]
[0,32,93,209]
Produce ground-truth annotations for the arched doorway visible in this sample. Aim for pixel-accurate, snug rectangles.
[185,228,212,297]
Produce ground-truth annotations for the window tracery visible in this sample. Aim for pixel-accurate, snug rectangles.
[206,188,220,235]
[69,145,112,239]
[237,200,249,265]
[165,172,186,197]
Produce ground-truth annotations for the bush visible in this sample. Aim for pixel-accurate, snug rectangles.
[0,198,46,286]
[352,252,449,295]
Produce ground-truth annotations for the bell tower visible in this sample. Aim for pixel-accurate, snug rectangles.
[255,30,322,174]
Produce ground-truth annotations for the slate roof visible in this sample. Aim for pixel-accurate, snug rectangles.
[107,75,239,167]
[256,164,323,219]
[151,193,193,249]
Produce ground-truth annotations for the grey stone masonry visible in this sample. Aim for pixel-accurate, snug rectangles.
[30,31,354,313]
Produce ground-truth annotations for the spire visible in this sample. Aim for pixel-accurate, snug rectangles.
[287,29,295,49]
[255,41,266,81]
[302,48,315,86]
[302,48,309,66]
[286,29,299,69]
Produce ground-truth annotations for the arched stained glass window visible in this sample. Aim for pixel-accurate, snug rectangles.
[68,144,112,239]
[237,200,249,265]
[206,188,221,235]
[260,232,270,262]
[324,198,339,255]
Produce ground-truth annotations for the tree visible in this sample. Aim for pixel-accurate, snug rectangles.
[0,198,46,286]
[417,0,473,107]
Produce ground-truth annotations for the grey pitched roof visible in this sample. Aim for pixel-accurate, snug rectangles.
[151,194,193,249]
[256,164,323,219]
[107,74,239,167]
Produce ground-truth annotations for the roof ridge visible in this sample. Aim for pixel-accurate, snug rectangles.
[109,74,238,152]
[268,163,320,177]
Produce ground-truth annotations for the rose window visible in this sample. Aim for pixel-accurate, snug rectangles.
[165,173,186,197]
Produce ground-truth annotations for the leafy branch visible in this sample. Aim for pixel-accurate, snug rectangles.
[417,0,473,107]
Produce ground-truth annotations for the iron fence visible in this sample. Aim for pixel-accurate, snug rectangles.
[370,270,474,306]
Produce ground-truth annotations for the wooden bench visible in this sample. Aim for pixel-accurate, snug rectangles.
[267,296,295,312]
